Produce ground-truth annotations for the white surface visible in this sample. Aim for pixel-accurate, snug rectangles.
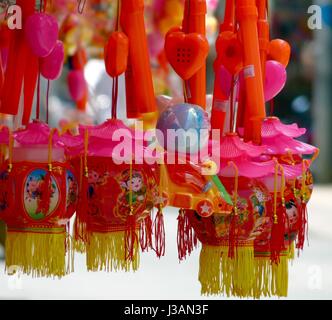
[0,186,332,300]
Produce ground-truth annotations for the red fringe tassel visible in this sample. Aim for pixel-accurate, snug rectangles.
[125,214,139,261]
[153,208,165,258]
[74,174,89,243]
[140,213,153,252]
[177,210,197,261]
[296,201,308,251]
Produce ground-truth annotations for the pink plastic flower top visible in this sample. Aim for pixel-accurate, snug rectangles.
[210,133,273,178]
[13,121,63,148]
[261,117,318,156]
[77,119,161,163]
[211,133,302,179]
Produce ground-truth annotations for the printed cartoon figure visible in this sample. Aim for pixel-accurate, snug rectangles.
[249,216,271,240]
[87,170,110,198]
[26,177,40,200]
[250,187,268,217]
[24,169,59,220]
[86,170,110,217]
[285,199,298,230]
[119,170,146,204]
[67,174,78,207]
[114,169,147,220]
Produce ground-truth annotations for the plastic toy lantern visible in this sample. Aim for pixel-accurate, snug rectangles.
[156,103,234,260]
[70,119,160,272]
[184,133,304,298]
[258,118,319,252]
[185,134,272,297]
[0,121,78,277]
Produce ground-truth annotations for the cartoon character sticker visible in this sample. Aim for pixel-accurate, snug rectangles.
[114,169,147,220]
[250,186,269,217]
[86,170,110,217]
[23,169,59,220]
[248,184,271,242]
[66,170,78,208]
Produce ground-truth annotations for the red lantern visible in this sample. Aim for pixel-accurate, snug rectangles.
[70,119,159,272]
[0,122,78,277]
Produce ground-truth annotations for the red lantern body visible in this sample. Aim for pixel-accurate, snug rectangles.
[1,159,78,277]
[72,155,159,272]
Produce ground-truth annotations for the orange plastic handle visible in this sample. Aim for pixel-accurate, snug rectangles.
[104,31,129,77]
[257,0,269,81]
[182,0,207,109]
[210,0,236,132]
[120,0,156,117]
[221,0,236,32]
[236,0,266,144]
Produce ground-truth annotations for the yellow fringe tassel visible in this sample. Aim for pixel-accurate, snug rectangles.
[5,230,72,278]
[199,245,223,295]
[199,244,290,298]
[199,245,255,297]
[86,231,140,272]
[253,256,289,298]
[288,241,295,261]
[72,218,87,253]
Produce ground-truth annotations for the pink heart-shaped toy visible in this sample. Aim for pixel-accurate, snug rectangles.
[40,40,64,80]
[25,13,59,58]
[67,70,87,102]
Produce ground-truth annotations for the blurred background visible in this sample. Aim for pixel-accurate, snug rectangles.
[0,0,331,299]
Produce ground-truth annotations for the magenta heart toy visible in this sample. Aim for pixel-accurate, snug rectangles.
[40,40,64,80]
[67,70,87,102]
[25,13,59,58]
[264,60,287,101]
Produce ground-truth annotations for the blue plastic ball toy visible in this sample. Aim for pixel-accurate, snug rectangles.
[156,103,211,154]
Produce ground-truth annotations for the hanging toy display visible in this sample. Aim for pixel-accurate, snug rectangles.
[0,0,320,300]
[162,0,319,298]
[0,121,78,277]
